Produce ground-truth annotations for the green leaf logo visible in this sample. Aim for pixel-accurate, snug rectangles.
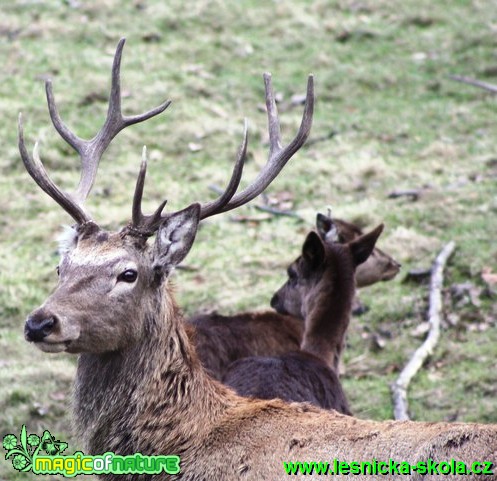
[2,425,67,473]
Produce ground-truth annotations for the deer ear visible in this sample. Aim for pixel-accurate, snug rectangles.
[316,213,332,237]
[349,224,384,267]
[316,213,339,243]
[153,203,201,274]
[302,231,326,269]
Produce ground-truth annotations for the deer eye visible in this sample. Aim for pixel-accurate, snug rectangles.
[117,269,138,283]
[287,268,298,283]
[56,266,60,276]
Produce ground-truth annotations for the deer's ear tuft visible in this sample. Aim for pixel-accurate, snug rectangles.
[57,225,79,255]
[153,203,201,275]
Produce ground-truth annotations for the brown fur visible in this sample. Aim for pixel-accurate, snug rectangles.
[187,311,302,380]
[24,218,497,480]
[221,351,352,414]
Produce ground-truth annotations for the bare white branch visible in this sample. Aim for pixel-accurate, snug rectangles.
[391,241,456,421]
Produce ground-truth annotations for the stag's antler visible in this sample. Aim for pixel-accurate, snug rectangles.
[20,38,314,233]
[213,73,314,214]
[18,38,171,224]
[130,73,314,235]
[130,126,247,236]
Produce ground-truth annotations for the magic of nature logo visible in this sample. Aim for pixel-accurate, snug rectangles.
[3,425,180,477]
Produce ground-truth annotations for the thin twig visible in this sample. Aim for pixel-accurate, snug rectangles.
[176,264,200,272]
[304,130,338,147]
[387,189,421,201]
[209,184,304,221]
[450,75,497,94]
[208,184,225,195]
[254,204,304,220]
[391,241,456,421]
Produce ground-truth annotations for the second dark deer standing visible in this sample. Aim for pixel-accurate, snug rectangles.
[188,215,399,382]
[222,223,383,413]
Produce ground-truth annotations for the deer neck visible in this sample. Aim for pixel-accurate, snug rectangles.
[300,256,355,372]
[73,283,235,456]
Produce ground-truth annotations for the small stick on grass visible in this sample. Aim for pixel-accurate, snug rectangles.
[254,204,304,220]
[387,189,421,201]
[450,75,497,94]
[210,184,303,221]
[391,241,456,421]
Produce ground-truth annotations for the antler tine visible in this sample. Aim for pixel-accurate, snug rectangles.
[265,72,283,157]
[18,113,91,225]
[130,146,168,235]
[126,74,313,237]
[45,37,171,204]
[129,123,247,234]
[215,73,314,213]
[199,119,248,220]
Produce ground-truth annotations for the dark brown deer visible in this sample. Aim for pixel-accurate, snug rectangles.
[21,40,496,481]
[189,213,399,380]
[273,221,383,370]
[222,222,383,413]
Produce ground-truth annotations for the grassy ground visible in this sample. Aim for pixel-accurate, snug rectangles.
[1,0,496,478]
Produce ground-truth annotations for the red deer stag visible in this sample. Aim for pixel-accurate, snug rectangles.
[222,221,384,413]
[21,39,496,480]
[189,212,399,380]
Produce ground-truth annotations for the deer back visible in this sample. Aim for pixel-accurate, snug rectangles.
[187,311,303,380]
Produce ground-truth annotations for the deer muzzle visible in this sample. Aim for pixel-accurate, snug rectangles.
[24,308,78,353]
[25,312,57,342]
[270,293,287,314]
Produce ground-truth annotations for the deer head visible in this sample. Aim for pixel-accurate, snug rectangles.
[316,212,400,288]
[271,220,384,320]
[20,38,314,356]
[24,205,202,354]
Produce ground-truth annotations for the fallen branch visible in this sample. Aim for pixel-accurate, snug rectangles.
[391,241,456,421]
[450,75,497,94]
[303,130,338,147]
[254,204,304,220]
[176,264,200,272]
[210,184,304,221]
[208,184,226,195]
[387,189,421,201]
[402,267,431,284]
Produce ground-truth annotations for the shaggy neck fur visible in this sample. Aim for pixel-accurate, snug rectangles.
[73,281,236,458]
[300,244,355,373]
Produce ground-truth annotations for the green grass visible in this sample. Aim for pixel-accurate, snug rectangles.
[1,0,497,478]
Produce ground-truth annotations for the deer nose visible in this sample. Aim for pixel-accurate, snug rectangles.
[270,293,285,312]
[25,314,57,342]
[270,293,278,309]
[271,293,289,315]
